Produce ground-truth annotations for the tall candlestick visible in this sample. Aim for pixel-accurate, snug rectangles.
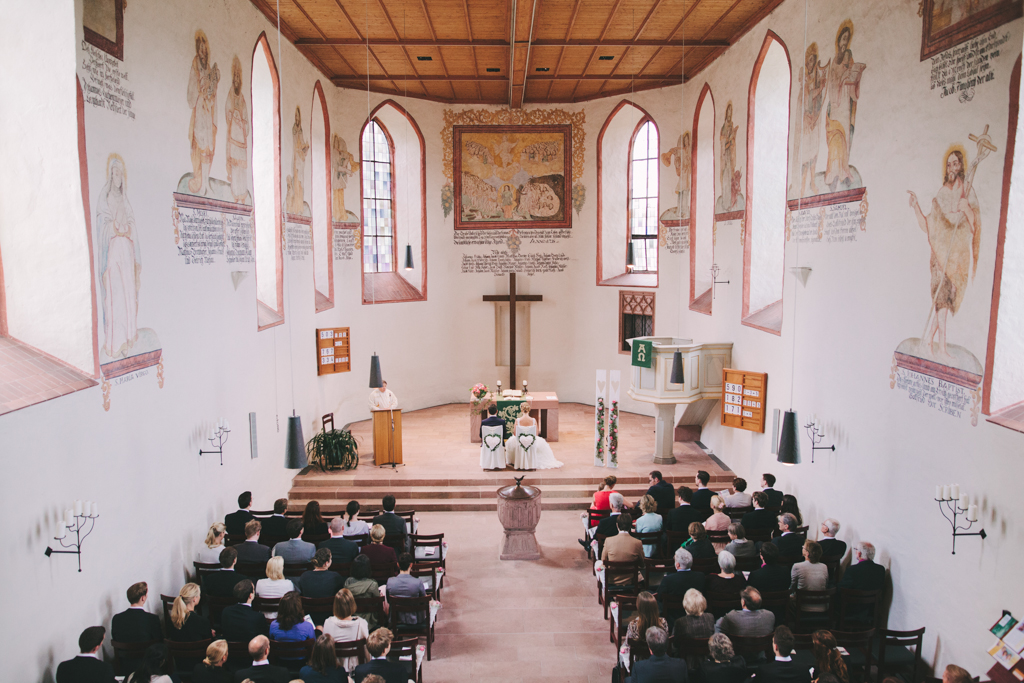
[223,419,230,431]
[74,500,83,516]
[941,485,949,501]
[935,485,941,500]
[65,509,73,526]
[950,484,960,501]
[967,504,978,522]
[54,523,66,539]
[90,502,98,517]
[959,494,968,511]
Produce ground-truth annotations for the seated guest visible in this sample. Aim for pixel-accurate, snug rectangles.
[780,494,803,527]
[657,548,706,622]
[674,588,715,638]
[344,555,382,630]
[203,547,244,598]
[300,633,349,683]
[342,500,371,537]
[361,524,399,566]
[640,470,675,512]
[837,542,885,619]
[724,523,756,559]
[387,552,427,624]
[274,519,316,564]
[221,579,269,644]
[262,498,290,538]
[692,470,714,510]
[683,522,716,560]
[322,588,370,672]
[741,492,777,531]
[125,643,174,683]
[370,495,407,548]
[600,513,643,584]
[761,474,784,508]
[704,496,731,551]
[772,513,806,558]
[168,583,214,642]
[715,587,774,637]
[321,517,360,564]
[255,557,296,619]
[790,540,828,611]
[748,543,791,593]
[225,491,255,535]
[269,591,317,652]
[354,628,409,683]
[625,591,668,654]
[625,626,687,683]
[634,494,663,558]
[111,581,163,644]
[722,478,752,509]
[700,633,748,683]
[198,523,227,564]
[943,665,974,683]
[706,551,747,598]
[233,635,292,683]
[594,492,627,538]
[669,486,706,533]
[818,519,847,560]
[592,475,618,512]
[304,500,330,537]
[812,630,849,683]
[751,626,810,683]
[479,403,504,437]
[192,640,231,683]
[55,626,116,683]
[235,519,272,564]
[299,548,345,624]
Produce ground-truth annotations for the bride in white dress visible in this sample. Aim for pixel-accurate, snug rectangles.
[506,400,564,470]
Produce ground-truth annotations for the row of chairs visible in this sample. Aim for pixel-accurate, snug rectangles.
[247,508,417,526]
[222,531,446,570]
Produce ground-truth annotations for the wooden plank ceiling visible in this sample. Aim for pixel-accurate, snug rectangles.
[248,0,785,107]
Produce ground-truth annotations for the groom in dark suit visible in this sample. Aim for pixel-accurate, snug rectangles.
[479,404,504,437]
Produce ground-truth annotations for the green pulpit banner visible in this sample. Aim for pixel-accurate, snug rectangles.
[496,400,527,440]
[631,340,654,368]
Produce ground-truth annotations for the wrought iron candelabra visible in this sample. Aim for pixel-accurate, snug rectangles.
[711,264,730,299]
[200,418,231,465]
[934,484,986,554]
[46,502,99,572]
[803,421,836,463]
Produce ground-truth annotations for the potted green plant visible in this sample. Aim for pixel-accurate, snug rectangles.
[306,427,359,471]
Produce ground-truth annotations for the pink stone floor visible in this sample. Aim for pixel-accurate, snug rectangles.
[419,508,615,683]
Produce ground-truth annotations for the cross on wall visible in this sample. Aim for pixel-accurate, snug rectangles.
[482,273,543,387]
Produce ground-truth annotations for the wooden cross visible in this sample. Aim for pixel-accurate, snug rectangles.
[482,273,542,387]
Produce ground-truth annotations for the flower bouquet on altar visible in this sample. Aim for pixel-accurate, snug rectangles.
[470,383,491,415]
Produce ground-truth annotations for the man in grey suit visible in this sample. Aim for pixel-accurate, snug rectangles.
[715,586,775,637]
[272,519,316,564]
[386,553,427,624]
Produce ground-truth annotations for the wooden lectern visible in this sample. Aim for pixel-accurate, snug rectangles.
[372,409,403,466]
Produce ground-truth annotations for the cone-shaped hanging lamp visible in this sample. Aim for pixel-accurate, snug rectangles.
[369,353,383,388]
[777,410,801,466]
[284,414,307,469]
[670,350,685,385]
[404,244,414,271]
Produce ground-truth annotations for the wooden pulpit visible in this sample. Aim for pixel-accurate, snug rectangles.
[372,409,403,466]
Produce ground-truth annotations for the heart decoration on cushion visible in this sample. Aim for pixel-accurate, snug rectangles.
[518,434,536,451]
[483,434,502,452]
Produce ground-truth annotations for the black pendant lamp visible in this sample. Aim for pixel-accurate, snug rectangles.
[626,242,635,272]
[777,410,801,466]
[284,413,307,469]
[369,353,383,388]
[404,244,414,271]
[670,350,685,385]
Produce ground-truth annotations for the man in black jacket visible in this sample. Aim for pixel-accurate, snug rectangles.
[639,471,676,513]
[838,541,886,620]
[770,514,806,558]
[225,491,255,535]
[626,626,687,683]
[748,544,791,592]
[656,547,706,622]
[818,518,847,560]
[111,581,163,643]
[234,636,291,683]
[691,470,714,510]
[479,403,505,437]
[750,626,811,683]
[262,498,289,538]
[320,517,360,564]
[203,547,246,598]
[55,626,116,683]
[594,492,628,539]
[371,494,408,548]
[354,628,410,683]
[235,519,272,564]
[742,492,777,531]
[667,487,704,533]
[222,580,269,645]
[761,474,784,509]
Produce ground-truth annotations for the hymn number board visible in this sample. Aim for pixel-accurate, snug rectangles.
[721,369,767,433]
[316,328,351,376]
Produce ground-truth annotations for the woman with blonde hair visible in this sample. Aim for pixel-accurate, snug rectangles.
[168,583,213,642]
[704,495,732,551]
[191,640,230,683]
[625,591,668,644]
[359,524,398,565]
[255,556,295,619]
[197,523,226,564]
[634,494,663,557]
[321,588,369,672]
[675,588,715,637]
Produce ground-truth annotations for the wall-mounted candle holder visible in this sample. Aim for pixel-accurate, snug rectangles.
[803,421,836,463]
[711,264,730,299]
[934,484,986,554]
[45,501,99,572]
[200,418,231,465]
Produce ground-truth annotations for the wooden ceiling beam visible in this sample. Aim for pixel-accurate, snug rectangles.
[331,73,684,82]
[291,38,727,47]
[634,0,667,39]
[550,0,582,103]
[512,0,539,108]
[461,0,482,99]
[289,0,361,84]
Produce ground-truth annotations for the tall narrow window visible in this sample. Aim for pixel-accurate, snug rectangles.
[742,32,791,334]
[251,35,283,329]
[629,120,659,274]
[690,85,716,314]
[361,120,395,274]
[310,82,333,312]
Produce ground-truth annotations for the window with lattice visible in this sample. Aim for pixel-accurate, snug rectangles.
[619,291,655,353]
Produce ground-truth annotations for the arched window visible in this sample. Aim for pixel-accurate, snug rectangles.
[361,119,395,274]
[984,55,1023,430]
[310,82,333,312]
[742,32,791,334]
[251,34,283,330]
[597,100,658,287]
[690,85,715,314]
[359,101,426,304]
[629,119,659,274]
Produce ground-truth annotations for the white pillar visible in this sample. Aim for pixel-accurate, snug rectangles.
[653,403,677,464]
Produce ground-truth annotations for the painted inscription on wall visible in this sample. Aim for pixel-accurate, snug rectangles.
[461,252,570,275]
[892,367,980,425]
[225,215,254,264]
[285,223,311,261]
[81,42,136,120]
[333,228,357,261]
[662,223,689,253]
[930,30,1011,102]
[453,229,571,247]
[175,207,226,265]
[786,201,867,244]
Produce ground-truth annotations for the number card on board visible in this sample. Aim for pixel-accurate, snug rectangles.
[316,327,351,376]
[721,369,767,433]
